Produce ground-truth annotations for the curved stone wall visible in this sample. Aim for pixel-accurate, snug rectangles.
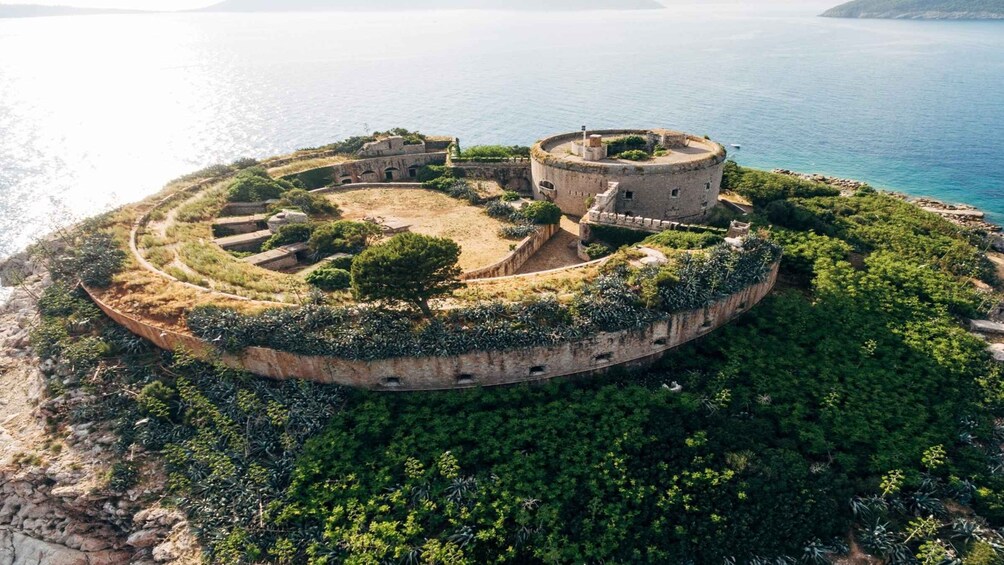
[531,130,727,219]
[84,262,778,392]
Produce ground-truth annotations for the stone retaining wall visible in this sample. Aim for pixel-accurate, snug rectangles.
[460,223,559,281]
[84,262,778,392]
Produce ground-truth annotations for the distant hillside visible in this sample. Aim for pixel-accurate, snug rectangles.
[822,0,1004,19]
[202,0,665,12]
[0,4,142,18]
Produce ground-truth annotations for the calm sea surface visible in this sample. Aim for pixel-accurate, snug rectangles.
[1,1,1003,262]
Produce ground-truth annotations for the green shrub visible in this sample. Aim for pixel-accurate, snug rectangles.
[501,191,521,202]
[37,283,79,317]
[721,161,839,205]
[138,381,176,420]
[30,319,68,360]
[308,221,380,257]
[590,224,649,249]
[459,145,513,159]
[324,254,354,271]
[643,230,724,249]
[261,224,314,252]
[584,243,613,260]
[226,168,294,203]
[268,189,339,216]
[306,267,351,291]
[519,201,562,225]
[107,461,139,492]
[618,149,650,161]
[499,224,539,240]
[417,165,448,183]
[50,232,127,288]
[604,135,648,156]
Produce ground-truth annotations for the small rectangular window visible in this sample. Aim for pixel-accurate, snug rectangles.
[529,365,547,377]
[705,182,711,191]
[382,377,402,387]
[623,191,634,200]
[653,337,668,347]
[456,374,476,385]
[671,189,680,198]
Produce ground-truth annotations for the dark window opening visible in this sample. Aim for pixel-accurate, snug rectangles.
[382,377,402,387]
[595,352,613,363]
[408,166,419,178]
[529,365,547,377]
[653,337,668,347]
[456,374,476,385]
[671,188,680,198]
[705,182,711,190]
[623,191,634,200]
[341,177,353,185]
[384,167,399,181]
[539,180,555,191]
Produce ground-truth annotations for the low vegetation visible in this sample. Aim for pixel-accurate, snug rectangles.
[32,143,1004,564]
[226,167,295,203]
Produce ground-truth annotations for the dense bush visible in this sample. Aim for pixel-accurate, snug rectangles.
[416,164,449,183]
[643,229,724,249]
[498,224,539,240]
[305,266,351,291]
[583,242,612,260]
[501,190,521,202]
[590,224,650,249]
[722,161,839,205]
[518,200,562,225]
[261,223,314,252]
[323,254,354,271]
[268,189,339,216]
[226,167,295,203]
[618,149,651,161]
[307,220,379,257]
[458,145,517,160]
[50,232,127,288]
[604,135,648,156]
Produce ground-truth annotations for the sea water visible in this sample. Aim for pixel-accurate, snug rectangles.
[1,1,1002,261]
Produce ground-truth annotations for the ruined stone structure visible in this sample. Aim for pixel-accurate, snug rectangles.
[111,130,777,392]
[531,129,728,220]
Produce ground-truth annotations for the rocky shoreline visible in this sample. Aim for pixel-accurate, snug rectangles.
[772,169,1004,252]
[0,251,200,565]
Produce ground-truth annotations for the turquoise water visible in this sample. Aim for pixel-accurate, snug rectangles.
[1,1,1002,259]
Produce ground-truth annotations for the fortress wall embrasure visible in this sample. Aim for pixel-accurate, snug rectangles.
[84,262,777,392]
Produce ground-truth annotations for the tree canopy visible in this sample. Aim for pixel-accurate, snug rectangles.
[350,232,462,315]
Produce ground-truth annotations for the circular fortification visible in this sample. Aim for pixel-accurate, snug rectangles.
[531,129,727,220]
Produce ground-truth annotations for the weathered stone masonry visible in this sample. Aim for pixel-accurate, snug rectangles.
[83,262,778,392]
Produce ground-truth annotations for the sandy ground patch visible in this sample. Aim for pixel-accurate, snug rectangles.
[326,187,512,271]
[515,215,584,275]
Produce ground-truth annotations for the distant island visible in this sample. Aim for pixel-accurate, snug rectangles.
[201,0,665,12]
[822,0,1004,19]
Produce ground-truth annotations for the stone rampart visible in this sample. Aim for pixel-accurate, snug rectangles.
[449,159,533,194]
[283,153,447,187]
[460,223,559,281]
[83,262,778,392]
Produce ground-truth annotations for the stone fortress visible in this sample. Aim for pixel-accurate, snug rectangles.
[531,128,728,220]
[87,126,779,391]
